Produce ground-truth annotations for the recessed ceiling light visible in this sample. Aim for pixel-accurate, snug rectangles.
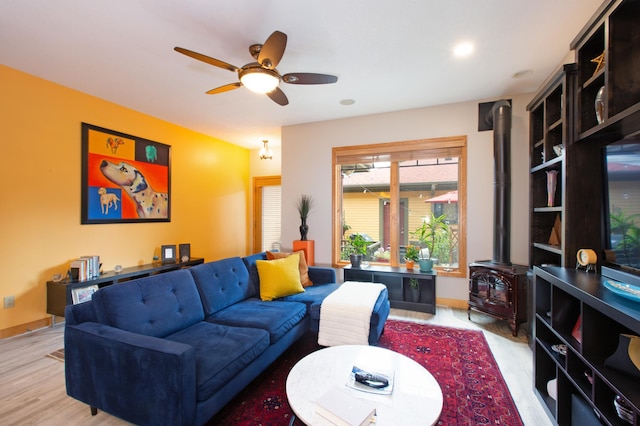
[340,99,355,106]
[453,42,474,58]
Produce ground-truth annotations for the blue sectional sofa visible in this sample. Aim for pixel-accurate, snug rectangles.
[64,252,390,426]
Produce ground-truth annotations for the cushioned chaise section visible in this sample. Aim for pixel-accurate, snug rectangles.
[204,298,307,343]
[189,257,256,316]
[166,322,270,402]
[279,283,340,309]
[309,285,390,327]
[92,269,204,338]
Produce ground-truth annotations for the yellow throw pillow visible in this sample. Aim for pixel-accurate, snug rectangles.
[266,250,313,287]
[256,253,305,301]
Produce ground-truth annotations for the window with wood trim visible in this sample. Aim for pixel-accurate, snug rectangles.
[333,136,467,277]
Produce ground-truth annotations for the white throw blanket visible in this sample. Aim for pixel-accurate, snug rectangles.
[318,281,385,346]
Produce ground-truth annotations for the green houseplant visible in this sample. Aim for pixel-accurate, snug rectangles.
[404,245,420,269]
[296,194,313,240]
[412,212,449,272]
[347,233,368,268]
[409,277,421,302]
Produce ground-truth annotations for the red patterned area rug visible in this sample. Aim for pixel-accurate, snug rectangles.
[207,320,523,425]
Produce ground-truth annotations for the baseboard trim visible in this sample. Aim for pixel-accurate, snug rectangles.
[0,317,52,339]
[436,298,468,310]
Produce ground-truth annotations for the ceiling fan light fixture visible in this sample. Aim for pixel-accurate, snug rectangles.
[240,67,280,94]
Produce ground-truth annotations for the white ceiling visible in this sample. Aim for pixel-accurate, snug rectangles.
[1,0,604,149]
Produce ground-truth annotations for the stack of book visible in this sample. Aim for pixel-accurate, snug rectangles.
[70,255,100,281]
[315,387,376,426]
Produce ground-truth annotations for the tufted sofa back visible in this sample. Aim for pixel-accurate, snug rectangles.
[188,256,256,316]
[92,269,204,338]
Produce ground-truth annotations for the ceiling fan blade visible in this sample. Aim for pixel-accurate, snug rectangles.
[206,83,242,95]
[174,47,240,73]
[258,31,287,69]
[282,73,338,85]
[267,87,289,106]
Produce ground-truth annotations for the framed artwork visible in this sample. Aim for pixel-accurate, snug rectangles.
[72,285,99,304]
[161,245,177,264]
[81,123,171,224]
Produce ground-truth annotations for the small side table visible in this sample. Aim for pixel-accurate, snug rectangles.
[293,240,315,266]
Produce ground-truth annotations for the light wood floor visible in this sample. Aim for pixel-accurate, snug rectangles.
[0,307,552,425]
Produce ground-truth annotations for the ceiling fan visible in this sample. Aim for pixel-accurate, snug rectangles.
[174,31,338,106]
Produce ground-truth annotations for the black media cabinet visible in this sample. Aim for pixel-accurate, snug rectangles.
[343,265,437,314]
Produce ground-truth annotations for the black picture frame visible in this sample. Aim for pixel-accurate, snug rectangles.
[81,123,171,224]
[161,245,177,264]
[179,243,191,261]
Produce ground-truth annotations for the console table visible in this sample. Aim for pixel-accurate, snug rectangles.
[47,257,204,322]
[343,265,437,314]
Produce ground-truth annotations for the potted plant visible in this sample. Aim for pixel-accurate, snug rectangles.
[404,245,420,269]
[409,278,421,302]
[296,194,313,240]
[412,212,449,272]
[347,233,368,268]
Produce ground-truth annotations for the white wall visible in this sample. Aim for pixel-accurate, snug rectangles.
[280,93,533,301]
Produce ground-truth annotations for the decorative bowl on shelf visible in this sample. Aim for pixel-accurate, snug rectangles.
[604,280,640,303]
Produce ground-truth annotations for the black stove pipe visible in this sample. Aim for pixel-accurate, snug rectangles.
[485,100,512,266]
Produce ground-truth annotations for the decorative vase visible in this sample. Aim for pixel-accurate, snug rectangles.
[405,260,415,269]
[299,217,308,241]
[595,86,606,124]
[546,170,558,207]
[419,259,434,272]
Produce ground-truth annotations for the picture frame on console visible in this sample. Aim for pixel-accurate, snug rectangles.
[161,245,177,264]
[80,123,171,224]
[71,285,99,304]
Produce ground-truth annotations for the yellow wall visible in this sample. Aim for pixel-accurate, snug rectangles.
[0,65,250,334]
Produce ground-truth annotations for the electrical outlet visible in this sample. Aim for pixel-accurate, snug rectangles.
[4,295,15,309]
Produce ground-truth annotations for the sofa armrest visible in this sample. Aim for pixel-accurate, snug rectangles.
[308,266,336,285]
[65,322,197,426]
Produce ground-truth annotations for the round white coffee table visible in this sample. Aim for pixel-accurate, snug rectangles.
[286,345,443,425]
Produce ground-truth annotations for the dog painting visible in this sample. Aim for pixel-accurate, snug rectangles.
[81,123,170,224]
[99,160,169,218]
[97,187,120,214]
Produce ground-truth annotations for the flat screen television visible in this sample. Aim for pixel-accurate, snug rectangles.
[603,136,640,277]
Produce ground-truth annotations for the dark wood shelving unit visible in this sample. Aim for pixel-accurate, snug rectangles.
[534,266,640,425]
[530,0,640,424]
[47,257,204,321]
[527,63,576,268]
[343,265,437,314]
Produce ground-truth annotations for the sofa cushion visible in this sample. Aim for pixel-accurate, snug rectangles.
[166,322,270,402]
[205,298,307,343]
[256,255,305,301]
[242,252,268,293]
[188,257,256,316]
[266,250,313,287]
[92,269,204,338]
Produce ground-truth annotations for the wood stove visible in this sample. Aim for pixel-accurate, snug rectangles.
[468,261,527,336]
[468,100,528,336]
